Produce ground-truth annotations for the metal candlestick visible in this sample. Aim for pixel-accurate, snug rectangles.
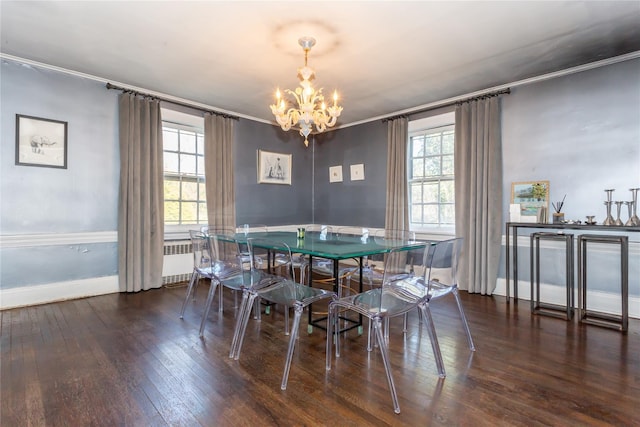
[624,201,635,226]
[630,188,640,226]
[603,189,615,226]
[614,201,624,226]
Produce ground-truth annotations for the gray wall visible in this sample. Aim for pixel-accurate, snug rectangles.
[0,59,313,291]
[1,61,120,288]
[235,119,313,226]
[312,120,388,227]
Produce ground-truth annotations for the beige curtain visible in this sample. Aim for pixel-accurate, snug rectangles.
[204,113,236,231]
[454,96,503,294]
[117,93,164,292]
[385,117,409,231]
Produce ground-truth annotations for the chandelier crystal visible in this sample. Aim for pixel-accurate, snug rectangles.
[270,37,343,147]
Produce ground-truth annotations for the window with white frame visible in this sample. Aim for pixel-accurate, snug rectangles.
[408,113,455,230]
[162,121,207,226]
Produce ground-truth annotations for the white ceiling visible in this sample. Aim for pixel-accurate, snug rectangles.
[2,1,639,126]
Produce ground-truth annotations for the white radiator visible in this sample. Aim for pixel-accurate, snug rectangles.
[162,240,193,285]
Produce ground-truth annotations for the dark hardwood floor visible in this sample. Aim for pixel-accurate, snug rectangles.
[2,282,638,426]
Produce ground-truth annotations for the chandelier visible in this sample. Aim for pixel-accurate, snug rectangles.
[270,37,343,147]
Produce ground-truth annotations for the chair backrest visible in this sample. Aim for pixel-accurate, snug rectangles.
[189,229,212,273]
[422,237,463,290]
[204,233,243,283]
[246,239,306,300]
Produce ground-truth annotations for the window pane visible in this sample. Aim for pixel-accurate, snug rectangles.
[198,181,206,201]
[163,128,179,151]
[181,131,197,153]
[164,180,180,199]
[180,154,196,175]
[182,181,198,201]
[423,182,439,202]
[198,202,208,223]
[442,154,454,175]
[412,159,424,178]
[412,136,424,157]
[408,120,455,229]
[411,205,422,223]
[441,204,455,224]
[196,155,205,175]
[442,131,454,153]
[425,135,441,155]
[424,205,438,224]
[441,180,455,203]
[196,134,204,155]
[424,157,440,177]
[181,202,198,223]
[164,152,179,173]
[165,201,180,223]
[163,124,206,226]
[410,183,423,203]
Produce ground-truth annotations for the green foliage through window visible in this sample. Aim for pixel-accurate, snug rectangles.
[163,125,207,225]
[409,125,455,229]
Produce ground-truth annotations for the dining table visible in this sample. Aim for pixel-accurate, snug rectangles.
[232,229,429,331]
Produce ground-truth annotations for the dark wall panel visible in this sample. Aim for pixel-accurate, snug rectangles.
[235,119,313,226]
[313,121,388,227]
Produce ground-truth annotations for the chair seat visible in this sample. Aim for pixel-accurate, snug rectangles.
[257,279,333,307]
[338,281,420,318]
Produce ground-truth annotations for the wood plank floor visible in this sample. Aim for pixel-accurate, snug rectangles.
[2,283,638,426]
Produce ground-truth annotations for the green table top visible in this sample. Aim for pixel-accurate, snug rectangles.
[233,231,428,260]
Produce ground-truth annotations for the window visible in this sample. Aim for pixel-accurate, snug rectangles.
[408,114,455,230]
[162,124,207,225]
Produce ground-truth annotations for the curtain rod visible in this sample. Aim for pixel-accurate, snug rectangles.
[382,88,511,122]
[105,83,239,120]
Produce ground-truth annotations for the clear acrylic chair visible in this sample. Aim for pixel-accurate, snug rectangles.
[419,237,475,352]
[229,238,336,390]
[196,233,255,337]
[180,229,221,319]
[326,239,444,414]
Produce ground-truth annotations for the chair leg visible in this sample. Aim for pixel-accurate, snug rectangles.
[218,284,224,313]
[373,317,401,414]
[326,304,336,369]
[281,305,303,390]
[198,279,219,337]
[419,304,446,378]
[230,290,251,358]
[367,318,374,352]
[284,307,290,336]
[179,270,199,319]
[233,293,258,360]
[452,288,476,351]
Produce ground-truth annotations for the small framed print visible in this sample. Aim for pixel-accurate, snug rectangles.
[350,164,365,181]
[15,114,68,169]
[511,181,549,219]
[329,165,343,183]
[257,149,292,185]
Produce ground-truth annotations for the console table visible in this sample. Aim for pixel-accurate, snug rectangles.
[505,222,640,301]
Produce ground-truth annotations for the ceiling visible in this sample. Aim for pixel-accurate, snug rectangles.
[2,1,640,126]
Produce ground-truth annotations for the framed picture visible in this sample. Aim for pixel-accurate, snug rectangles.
[15,114,68,169]
[257,150,291,185]
[329,165,343,183]
[511,181,549,218]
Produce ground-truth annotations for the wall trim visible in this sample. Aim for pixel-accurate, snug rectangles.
[0,231,117,248]
[0,275,119,310]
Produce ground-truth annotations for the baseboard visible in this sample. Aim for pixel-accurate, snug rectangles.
[0,275,119,310]
[494,278,639,319]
